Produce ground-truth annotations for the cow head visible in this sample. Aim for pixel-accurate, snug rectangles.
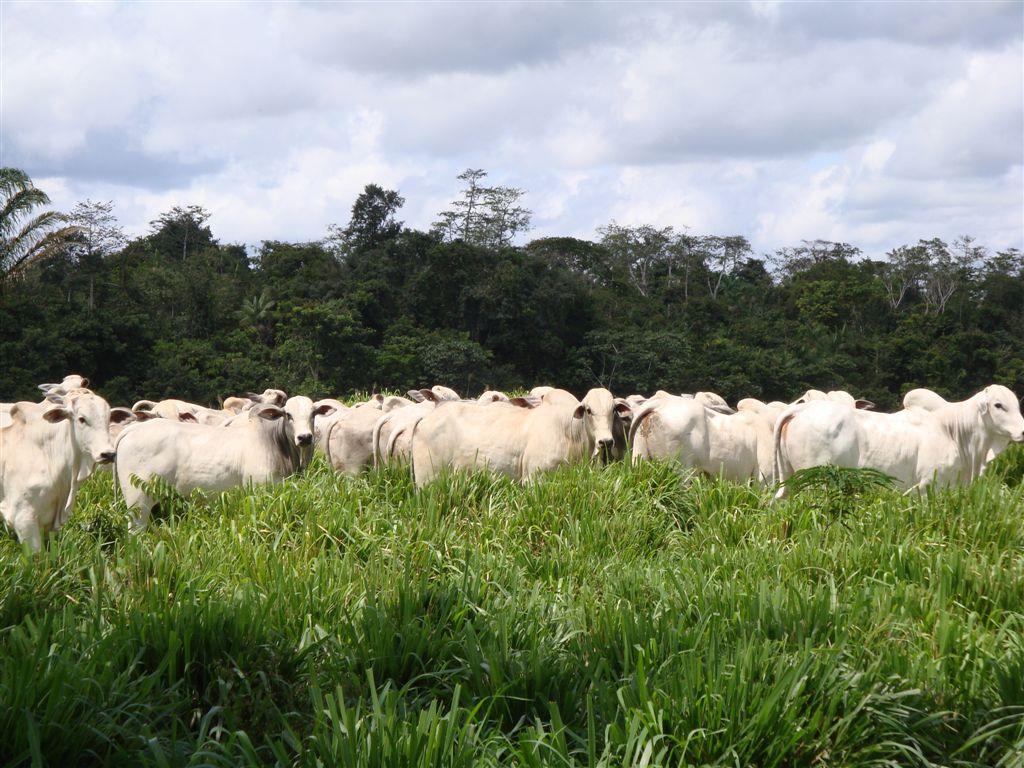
[37,374,89,395]
[109,407,135,423]
[979,385,1024,443]
[251,404,290,429]
[792,389,827,405]
[382,396,412,412]
[43,391,116,464]
[478,390,510,404]
[430,385,460,401]
[246,389,288,407]
[694,392,735,414]
[283,396,339,447]
[579,388,621,461]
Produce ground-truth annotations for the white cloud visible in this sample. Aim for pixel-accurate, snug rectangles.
[3,1,1021,254]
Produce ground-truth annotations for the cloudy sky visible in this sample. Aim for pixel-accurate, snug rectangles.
[4,1,1022,255]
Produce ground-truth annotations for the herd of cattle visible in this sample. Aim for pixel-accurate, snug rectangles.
[1,374,1022,550]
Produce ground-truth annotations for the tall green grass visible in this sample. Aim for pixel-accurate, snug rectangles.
[2,448,1023,766]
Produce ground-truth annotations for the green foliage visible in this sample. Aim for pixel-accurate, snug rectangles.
[1,168,1023,406]
[0,167,79,282]
[2,462,1024,766]
[781,465,897,518]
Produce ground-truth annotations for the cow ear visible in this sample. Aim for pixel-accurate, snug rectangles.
[614,400,633,416]
[133,410,159,421]
[572,404,586,419]
[406,390,425,402]
[854,399,875,410]
[38,383,57,393]
[178,412,198,423]
[1,405,19,427]
[43,407,71,423]
[256,405,285,420]
[509,397,535,409]
[372,393,384,403]
[419,389,439,402]
[244,392,262,401]
[110,407,135,424]
[80,377,90,388]
[45,393,65,404]
[977,396,989,415]
[313,402,337,417]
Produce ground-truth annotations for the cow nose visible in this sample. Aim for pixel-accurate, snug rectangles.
[99,450,116,463]
[598,438,614,450]
[297,433,312,446]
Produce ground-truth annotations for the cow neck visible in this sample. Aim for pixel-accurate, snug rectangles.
[935,395,990,481]
[32,413,79,526]
[548,402,590,460]
[255,416,298,478]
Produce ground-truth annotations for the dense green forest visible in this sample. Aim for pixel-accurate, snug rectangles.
[1,168,1021,408]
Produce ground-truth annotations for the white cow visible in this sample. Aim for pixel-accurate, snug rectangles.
[627,391,734,415]
[629,395,774,484]
[222,396,256,414]
[37,374,89,396]
[245,388,288,407]
[410,388,619,487]
[901,387,1013,476]
[774,384,1024,495]
[106,407,159,440]
[902,388,949,412]
[381,395,414,412]
[1,391,116,549]
[132,399,227,424]
[312,396,384,460]
[373,400,438,467]
[309,399,349,453]
[324,405,385,475]
[374,387,462,466]
[281,396,336,469]
[737,398,788,416]
[477,390,510,403]
[115,404,301,531]
[407,387,460,404]
[689,392,735,414]
[792,389,875,410]
[375,392,534,466]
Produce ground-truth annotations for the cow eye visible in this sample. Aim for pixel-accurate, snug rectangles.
[994,402,1004,411]
[78,416,86,424]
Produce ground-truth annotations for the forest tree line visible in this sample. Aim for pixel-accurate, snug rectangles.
[1,167,1021,409]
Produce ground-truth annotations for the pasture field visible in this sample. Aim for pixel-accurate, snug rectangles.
[2,452,1024,767]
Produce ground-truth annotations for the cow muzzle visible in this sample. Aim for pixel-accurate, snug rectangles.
[595,438,614,463]
[98,450,116,464]
[296,433,313,446]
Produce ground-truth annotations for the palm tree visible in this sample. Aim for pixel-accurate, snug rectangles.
[0,168,79,282]
[240,287,276,344]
